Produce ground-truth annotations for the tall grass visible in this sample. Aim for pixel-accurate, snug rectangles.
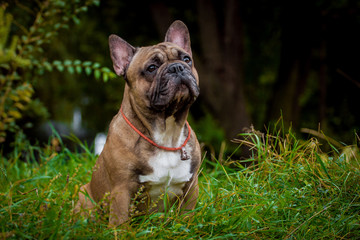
[1,126,359,239]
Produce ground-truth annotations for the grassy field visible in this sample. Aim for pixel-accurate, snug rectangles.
[1,127,360,239]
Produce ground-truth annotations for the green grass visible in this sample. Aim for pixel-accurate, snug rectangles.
[1,127,360,239]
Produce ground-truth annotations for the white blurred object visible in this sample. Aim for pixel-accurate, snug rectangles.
[72,108,82,132]
[94,133,107,155]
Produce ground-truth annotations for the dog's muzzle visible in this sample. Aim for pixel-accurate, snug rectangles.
[167,62,199,98]
[150,63,199,111]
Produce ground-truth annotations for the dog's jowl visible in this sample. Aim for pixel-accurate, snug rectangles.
[74,20,201,226]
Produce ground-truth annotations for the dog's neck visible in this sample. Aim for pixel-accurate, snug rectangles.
[121,86,188,148]
[153,116,185,147]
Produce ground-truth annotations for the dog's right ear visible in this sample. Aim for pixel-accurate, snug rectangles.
[109,34,135,76]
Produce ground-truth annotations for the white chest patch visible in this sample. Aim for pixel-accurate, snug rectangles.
[139,149,193,201]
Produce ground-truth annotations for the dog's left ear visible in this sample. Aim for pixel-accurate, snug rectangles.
[165,20,192,57]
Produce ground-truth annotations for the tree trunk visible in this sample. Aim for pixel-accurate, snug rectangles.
[267,2,313,127]
[318,40,327,126]
[150,2,172,35]
[197,0,251,139]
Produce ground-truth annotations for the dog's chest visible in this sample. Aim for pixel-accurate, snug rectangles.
[139,150,193,200]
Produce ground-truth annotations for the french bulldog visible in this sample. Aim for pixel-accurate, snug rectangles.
[74,20,201,226]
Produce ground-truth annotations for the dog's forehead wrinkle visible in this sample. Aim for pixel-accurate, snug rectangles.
[171,48,178,58]
[140,49,165,64]
[153,43,182,60]
[140,48,181,69]
[153,53,164,62]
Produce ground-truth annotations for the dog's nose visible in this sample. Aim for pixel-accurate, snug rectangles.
[168,63,184,73]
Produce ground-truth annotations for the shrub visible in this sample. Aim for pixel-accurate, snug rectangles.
[0,1,115,144]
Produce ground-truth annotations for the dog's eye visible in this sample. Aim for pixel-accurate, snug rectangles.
[147,65,158,73]
[183,56,191,64]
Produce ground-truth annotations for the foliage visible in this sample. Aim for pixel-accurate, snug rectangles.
[1,125,359,239]
[0,1,115,144]
[44,60,116,82]
[0,7,31,143]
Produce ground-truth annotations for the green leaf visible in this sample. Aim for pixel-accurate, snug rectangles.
[76,66,82,74]
[55,0,66,7]
[29,26,36,33]
[53,60,62,66]
[72,16,80,25]
[85,67,92,76]
[35,39,43,45]
[92,62,100,69]
[44,62,53,71]
[45,32,53,38]
[54,23,61,29]
[79,6,88,12]
[101,67,111,73]
[56,65,65,72]
[0,63,10,70]
[94,69,101,80]
[67,66,75,74]
[93,0,100,6]
[8,110,22,119]
[82,61,92,67]
[108,72,117,79]
[103,73,109,82]
[64,60,72,66]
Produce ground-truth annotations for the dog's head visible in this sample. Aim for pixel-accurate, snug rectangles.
[109,20,199,118]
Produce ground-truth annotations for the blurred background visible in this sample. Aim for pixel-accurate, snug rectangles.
[1,0,360,156]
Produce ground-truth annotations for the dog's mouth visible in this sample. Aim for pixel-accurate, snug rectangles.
[149,63,199,113]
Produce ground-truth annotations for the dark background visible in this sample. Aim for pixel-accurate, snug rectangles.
[5,0,360,153]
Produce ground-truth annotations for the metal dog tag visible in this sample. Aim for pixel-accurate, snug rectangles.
[181,148,189,160]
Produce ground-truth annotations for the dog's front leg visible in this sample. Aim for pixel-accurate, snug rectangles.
[109,184,130,227]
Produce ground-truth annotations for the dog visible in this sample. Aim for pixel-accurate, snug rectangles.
[74,20,201,226]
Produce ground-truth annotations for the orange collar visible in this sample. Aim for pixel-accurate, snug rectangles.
[120,106,191,160]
